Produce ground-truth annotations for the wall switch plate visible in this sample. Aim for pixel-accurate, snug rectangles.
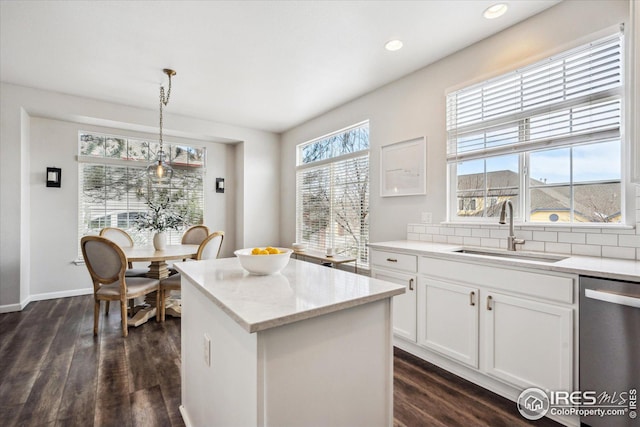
[421,212,432,224]
[203,334,211,367]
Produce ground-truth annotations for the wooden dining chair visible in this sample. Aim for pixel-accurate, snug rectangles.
[81,236,160,337]
[181,224,210,245]
[159,231,224,321]
[99,227,149,277]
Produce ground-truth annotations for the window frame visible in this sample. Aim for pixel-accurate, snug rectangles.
[446,33,625,226]
[295,121,370,267]
[77,130,207,254]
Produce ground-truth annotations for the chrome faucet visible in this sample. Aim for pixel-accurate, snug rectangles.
[499,200,525,251]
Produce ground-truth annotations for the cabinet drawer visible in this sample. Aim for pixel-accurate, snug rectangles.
[371,250,417,273]
[420,257,575,304]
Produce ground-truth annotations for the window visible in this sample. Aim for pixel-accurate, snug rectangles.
[78,131,205,251]
[296,122,370,267]
[447,34,623,224]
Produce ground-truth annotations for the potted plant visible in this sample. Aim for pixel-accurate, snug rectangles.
[134,197,184,250]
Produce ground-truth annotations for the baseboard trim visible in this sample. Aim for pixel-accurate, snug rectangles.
[179,405,192,427]
[0,302,24,314]
[0,288,93,313]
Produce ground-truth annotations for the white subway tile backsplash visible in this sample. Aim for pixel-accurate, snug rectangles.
[419,234,433,242]
[515,230,533,240]
[490,229,509,239]
[447,236,464,245]
[558,232,586,244]
[545,227,572,232]
[586,233,618,246]
[545,242,572,254]
[441,227,455,236]
[433,235,448,243]
[411,225,426,234]
[406,220,640,261]
[521,241,545,252]
[480,238,501,248]
[463,237,482,247]
[426,226,441,235]
[471,228,491,238]
[532,231,558,242]
[572,244,602,257]
[454,228,472,237]
[601,227,636,235]
[619,235,640,247]
[602,246,635,260]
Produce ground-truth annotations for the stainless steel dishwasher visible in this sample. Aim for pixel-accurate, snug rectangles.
[580,276,640,427]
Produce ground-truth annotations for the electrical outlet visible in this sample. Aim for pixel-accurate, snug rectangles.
[421,212,432,224]
[203,334,211,367]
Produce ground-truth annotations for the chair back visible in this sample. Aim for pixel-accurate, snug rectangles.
[197,231,224,260]
[81,236,126,287]
[182,225,210,245]
[99,227,134,248]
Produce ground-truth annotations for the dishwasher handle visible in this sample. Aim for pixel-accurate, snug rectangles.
[585,288,640,309]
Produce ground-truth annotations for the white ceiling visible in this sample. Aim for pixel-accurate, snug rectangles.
[0,0,561,134]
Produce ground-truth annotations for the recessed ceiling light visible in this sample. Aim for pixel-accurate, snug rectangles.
[483,3,508,19]
[385,39,403,52]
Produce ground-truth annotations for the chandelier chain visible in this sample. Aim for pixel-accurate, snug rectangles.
[158,73,172,152]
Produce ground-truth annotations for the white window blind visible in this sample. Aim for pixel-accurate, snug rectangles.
[78,132,205,253]
[296,123,369,267]
[447,34,622,162]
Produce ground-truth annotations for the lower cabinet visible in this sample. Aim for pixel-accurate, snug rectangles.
[484,291,573,392]
[417,278,479,368]
[372,269,416,342]
[371,245,578,425]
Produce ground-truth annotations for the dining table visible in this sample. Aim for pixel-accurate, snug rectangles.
[122,244,199,326]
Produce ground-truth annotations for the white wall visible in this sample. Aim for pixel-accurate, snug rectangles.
[280,0,631,249]
[0,82,280,310]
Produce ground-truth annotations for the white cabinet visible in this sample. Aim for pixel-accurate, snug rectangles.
[370,249,417,342]
[417,278,479,368]
[484,291,573,392]
[418,255,575,394]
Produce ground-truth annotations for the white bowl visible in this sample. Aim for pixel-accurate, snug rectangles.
[292,242,306,252]
[234,248,293,275]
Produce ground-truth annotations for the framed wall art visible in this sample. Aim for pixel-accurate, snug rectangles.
[380,137,426,197]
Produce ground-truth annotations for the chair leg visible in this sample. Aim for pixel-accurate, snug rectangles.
[105,301,110,316]
[120,300,128,337]
[94,300,100,336]
[156,289,161,322]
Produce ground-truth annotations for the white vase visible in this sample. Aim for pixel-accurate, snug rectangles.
[153,232,167,250]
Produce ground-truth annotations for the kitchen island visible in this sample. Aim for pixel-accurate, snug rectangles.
[175,257,405,427]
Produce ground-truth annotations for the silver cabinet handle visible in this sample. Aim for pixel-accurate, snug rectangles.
[585,289,640,309]
[470,291,475,306]
[486,295,493,311]
[409,278,414,291]
[386,258,398,263]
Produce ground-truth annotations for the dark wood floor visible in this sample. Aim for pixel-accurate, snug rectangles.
[0,295,560,427]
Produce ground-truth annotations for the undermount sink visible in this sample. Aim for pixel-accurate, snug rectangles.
[451,248,568,263]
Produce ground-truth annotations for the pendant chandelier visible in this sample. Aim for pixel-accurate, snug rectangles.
[147,68,176,183]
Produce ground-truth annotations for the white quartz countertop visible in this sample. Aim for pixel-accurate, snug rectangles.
[175,257,406,333]
[369,240,640,283]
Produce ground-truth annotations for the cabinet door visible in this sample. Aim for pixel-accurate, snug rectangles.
[417,278,479,368]
[372,270,416,342]
[484,292,573,392]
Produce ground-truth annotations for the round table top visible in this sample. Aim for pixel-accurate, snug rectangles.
[122,244,199,262]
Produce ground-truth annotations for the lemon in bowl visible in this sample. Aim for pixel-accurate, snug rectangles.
[234,247,293,275]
